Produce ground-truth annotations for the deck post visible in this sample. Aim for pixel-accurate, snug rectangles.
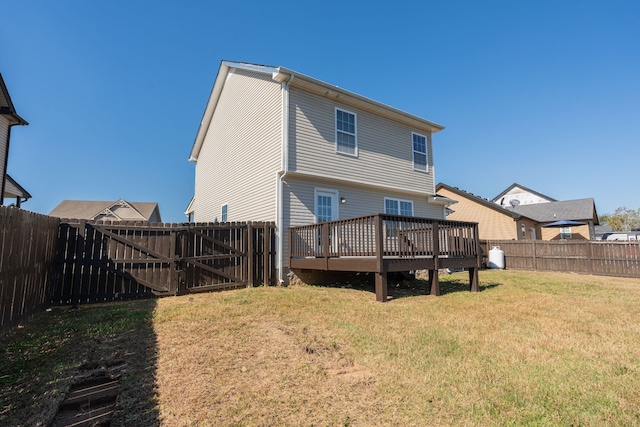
[470,224,480,292]
[429,268,440,296]
[322,222,330,270]
[430,221,440,296]
[375,272,388,302]
[375,215,387,302]
[469,268,479,292]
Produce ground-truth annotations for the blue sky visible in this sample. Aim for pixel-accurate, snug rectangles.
[2,1,638,223]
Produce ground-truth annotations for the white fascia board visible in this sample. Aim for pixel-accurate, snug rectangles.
[428,195,458,206]
[189,61,279,162]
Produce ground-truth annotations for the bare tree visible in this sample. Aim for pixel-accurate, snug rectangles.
[599,207,640,231]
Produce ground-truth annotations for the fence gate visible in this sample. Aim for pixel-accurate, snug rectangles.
[54,220,275,306]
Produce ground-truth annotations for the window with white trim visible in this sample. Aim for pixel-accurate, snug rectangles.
[384,198,414,216]
[336,108,357,156]
[412,132,428,172]
[560,226,571,240]
[221,204,228,222]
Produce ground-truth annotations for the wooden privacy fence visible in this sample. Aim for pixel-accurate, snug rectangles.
[55,220,276,306]
[483,240,640,278]
[0,207,60,335]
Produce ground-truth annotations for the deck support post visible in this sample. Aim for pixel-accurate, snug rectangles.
[374,215,388,302]
[469,268,479,292]
[375,271,388,302]
[429,269,440,296]
[430,221,441,296]
[470,224,480,292]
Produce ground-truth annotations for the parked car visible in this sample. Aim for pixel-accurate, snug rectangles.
[600,232,640,241]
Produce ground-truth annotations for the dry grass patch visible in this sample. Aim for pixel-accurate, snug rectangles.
[3,270,640,425]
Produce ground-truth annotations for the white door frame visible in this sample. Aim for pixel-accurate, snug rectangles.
[314,188,339,223]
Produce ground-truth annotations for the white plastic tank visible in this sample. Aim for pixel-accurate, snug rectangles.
[488,246,505,269]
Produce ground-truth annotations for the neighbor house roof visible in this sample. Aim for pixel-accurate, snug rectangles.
[436,183,528,219]
[189,60,445,162]
[49,199,161,222]
[492,183,556,204]
[509,198,598,224]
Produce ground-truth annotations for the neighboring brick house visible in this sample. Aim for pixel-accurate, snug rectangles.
[436,183,598,240]
[188,61,452,282]
[0,73,30,207]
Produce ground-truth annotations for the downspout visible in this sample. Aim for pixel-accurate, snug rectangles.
[1,125,15,206]
[276,73,294,284]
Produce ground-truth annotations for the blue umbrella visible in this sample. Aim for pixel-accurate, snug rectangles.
[542,220,586,228]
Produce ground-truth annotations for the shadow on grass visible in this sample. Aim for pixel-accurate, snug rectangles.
[0,298,160,426]
[320,271,501,300]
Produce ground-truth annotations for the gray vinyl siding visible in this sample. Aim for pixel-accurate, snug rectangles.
[288,87,435,195]
[281,175,444,268]
[193,68,281,223]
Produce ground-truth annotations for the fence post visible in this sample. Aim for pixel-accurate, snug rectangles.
[71,220,86,309]
[169,225,179,295]
[263,223,270,286]
[532,240,537,271]
[247,222,254,287]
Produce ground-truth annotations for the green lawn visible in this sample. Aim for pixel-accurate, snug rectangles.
[2,270,640,426]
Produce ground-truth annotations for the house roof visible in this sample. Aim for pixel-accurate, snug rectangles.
[436,182,525,219]
[0,73,28,126]
[49,199,161,222]
[3,174,31,199]
[189,60,445,162]
[492,183,556,203]
[510,198,598,224]
[437,183,598,227]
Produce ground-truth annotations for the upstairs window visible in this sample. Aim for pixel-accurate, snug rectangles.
[336,108,357,156]
[384,198,414,216]
[560,226,571,240]
[221,204,228,222]
[412,132,428,172]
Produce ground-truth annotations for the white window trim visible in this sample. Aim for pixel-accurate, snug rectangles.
[384,197,414,216]
[335,107,358,157]
[314,187,339,223]
[221,203,228,222]
[412,132,429,173]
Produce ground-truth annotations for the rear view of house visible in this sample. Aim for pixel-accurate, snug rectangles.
[188,61,456,283]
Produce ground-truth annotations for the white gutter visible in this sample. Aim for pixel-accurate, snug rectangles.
[276,72,294,283]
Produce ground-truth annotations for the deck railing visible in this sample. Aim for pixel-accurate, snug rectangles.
[290,214,480,262]
[290,214,480,301]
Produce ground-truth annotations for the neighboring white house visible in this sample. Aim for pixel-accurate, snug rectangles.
[187,61,451,282]
[1,73,30,207]
[492,183,556,208]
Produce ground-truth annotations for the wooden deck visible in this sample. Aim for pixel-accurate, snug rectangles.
[289,214,481,301]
